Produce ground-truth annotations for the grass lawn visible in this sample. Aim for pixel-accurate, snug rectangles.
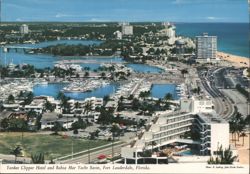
[0,132,110,159]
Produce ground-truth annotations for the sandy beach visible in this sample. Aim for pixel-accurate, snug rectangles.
[217,51,249,68]
[230,132,250,165]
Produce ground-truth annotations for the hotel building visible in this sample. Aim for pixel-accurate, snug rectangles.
[121,97,229,163]
[196,33,217,62]
[122,24,133,35]
[20,24,29,34]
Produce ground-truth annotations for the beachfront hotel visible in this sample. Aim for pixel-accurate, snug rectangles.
[121,23,133,35]
[20,24,29,34]
[121,97,229,164]
[196,33,217,62]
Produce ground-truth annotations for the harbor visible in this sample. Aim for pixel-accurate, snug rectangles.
[61,80,109,93]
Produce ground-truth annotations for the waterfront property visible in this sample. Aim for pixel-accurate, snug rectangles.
[33,83,119,100]
[196,33,217,63]
[121,97,230,164]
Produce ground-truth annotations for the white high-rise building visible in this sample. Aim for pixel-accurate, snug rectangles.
[20,24,29,34]
[159,23,176,45]
[122,24,133,35]
[114,30,122,40]
[196,33,217,61]
[166,26,175,38]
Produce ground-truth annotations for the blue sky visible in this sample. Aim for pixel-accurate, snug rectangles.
[2,0,249,22]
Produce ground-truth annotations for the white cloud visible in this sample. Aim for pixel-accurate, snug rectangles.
[55,13,72,18]
[88,18,110,22]
[172,0,199,4]
[206,16,223,20]
[172,0,184,4]
[16,18,23,21]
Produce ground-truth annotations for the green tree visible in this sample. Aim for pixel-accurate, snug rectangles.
[73,129,78,135]
[98,107,114,125]
[24,92,34,105]
[181,69,188,77]
[164,93,173,101]
[0,118,9,130]
[103,95,110,104]
[207,146,237,164]
[45,101,55,112]
[7,94,15,104]
[131,98,140,111]
[240,132,247,146]
[148,141,157,153]
[231,112,245,142]
[71,117,87,130]
[52,121,63,135]
[84,71,89,77]
[84,101,93,122]
[31,153,45,164]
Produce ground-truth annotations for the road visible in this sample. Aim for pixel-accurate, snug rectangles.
[221,89,250,117]
[198,67,234,120]
[59,143,126,164]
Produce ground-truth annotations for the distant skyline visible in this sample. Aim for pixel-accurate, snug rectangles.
[2,0,249,23]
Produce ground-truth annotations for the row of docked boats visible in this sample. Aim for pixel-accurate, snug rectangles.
[61,80,109,93]
[176,84,187,98]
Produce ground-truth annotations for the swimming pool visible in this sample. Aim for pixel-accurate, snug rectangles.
[178,150,193,156]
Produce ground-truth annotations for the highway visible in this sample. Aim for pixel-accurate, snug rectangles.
[198,67,234,120]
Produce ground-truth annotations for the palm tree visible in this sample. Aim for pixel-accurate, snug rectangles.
[52,121,62,135]
[74,102,80,109]
[7,94,15,104]
[207,146,237,164]
[84,101,92,123]
[148,141,157,153]
[244,115,250,126]
[31,153,45,164]
[229,121,237,145]
[0,118,9,130]
[10,146,22,163]
[181,69,188,78]
[234,113,245,142]
[164,93,173,101]
[103,95,110,104]
[240,132,247,146]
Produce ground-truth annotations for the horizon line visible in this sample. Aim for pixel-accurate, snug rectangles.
[0,21,248,24]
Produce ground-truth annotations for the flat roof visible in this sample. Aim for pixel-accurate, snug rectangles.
[197,112,227,124]
[41,112,58,122]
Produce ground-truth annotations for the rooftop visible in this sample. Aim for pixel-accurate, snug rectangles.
[197,112,227,124]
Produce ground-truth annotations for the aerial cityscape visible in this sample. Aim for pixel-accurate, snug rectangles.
[0,0,249,173]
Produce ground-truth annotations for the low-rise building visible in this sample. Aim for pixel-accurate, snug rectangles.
[41,112,77,129]
[114,30,122,40]
[24,98,46,114]
[180,96,214,113]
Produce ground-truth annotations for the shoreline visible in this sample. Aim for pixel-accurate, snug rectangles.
[217,51,249,68]
[59,55,118,59]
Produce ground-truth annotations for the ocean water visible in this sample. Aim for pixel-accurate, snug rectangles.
[175,23,249,58]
